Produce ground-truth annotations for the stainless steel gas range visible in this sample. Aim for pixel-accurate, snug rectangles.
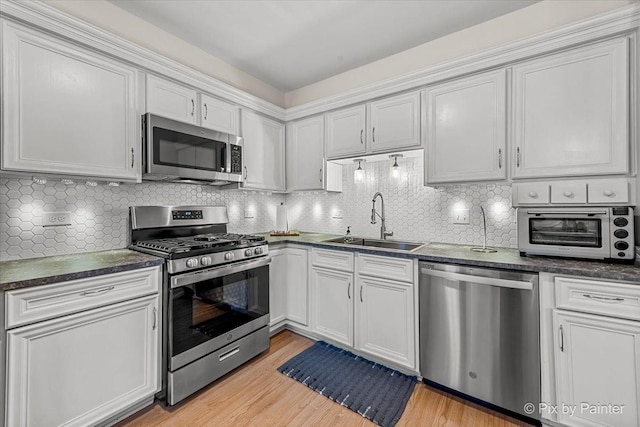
[129,205,270,405]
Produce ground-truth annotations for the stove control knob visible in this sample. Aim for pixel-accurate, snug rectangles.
[224,252,234,261]
[200,256,212,266]
[186,258,199,268]
[254,247,263,255]
[244,249,254,257]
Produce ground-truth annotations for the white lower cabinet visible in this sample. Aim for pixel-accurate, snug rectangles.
[553,310,640,427]
[355,275,415,369]
[6,294,159,427]
[268,246,309,329]
[310,267,354,347]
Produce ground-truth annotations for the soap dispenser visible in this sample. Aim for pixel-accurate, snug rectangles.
[344,226,353,243]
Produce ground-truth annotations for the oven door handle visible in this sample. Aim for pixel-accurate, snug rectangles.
[171,257,271,288]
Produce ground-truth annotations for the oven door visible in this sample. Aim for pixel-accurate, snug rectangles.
[518,209,611,259]
[168,257,270,371]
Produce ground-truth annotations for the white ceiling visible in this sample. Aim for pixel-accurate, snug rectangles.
[108,0,539,92]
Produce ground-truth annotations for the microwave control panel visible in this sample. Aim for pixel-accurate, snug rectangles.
[230,145,242,174]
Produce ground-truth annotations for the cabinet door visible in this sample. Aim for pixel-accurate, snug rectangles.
[201,94,238,134]
[553,311,640,427]
[369,92,421,152]
[146,74,197,124]
[240,110,286,191]
[286,248,309,325]
[269,249,287,326]
[310,267,353,347]
[6,295,159,427]
[325,105,367,159]
[2,22,139,182]
[513,38,629,179]
[287,116,324,191]
[424,70,506,184]
[355,276,415,369]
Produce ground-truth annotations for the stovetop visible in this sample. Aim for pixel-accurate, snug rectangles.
[134,233,266,258]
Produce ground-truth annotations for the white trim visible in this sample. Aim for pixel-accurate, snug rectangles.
[0,0,286,120]
[286,3,640,121]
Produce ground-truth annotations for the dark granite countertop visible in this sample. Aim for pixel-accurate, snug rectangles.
[257,232,640,284]
[0,249,164,292]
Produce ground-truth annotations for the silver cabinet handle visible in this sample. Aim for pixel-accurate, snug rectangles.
[204,103,208,120]
[81,286,115,297]
[498,148,502,169]
[563,191,574,198]
[372,127,375,143]
[360,285,363,303]
[191,99,195,116]
[153,307,157,330]
[559,325,564,352]
[360,129,363,144]
[603,190,615,197]
[347,282,351,299]
[131,148,134,168]
[319,168,323,183]
[583,294,624,302]
[516,147,521,167]
[243,166,248,181]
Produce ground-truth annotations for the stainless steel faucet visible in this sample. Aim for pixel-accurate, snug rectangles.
[371,192,393,240]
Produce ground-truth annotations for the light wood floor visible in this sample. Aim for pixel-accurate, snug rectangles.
[118,331,530,427]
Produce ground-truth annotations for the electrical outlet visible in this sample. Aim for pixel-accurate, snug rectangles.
[244,208,256,219]
[332,209,343,219]
[452,208,470,225]
[41,211,71,227]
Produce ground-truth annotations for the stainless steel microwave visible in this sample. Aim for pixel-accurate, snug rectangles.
[142,113,243,186]
[518,207,635,262]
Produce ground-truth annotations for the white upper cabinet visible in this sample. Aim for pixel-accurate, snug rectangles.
[240,109,286,191]
[325,105,367,159]
[368,92,421,152]
[1,21,139,182]
[146,74,197,124]
[200,94,239,134]
[423,70,506,184]
[512,38,629,179]
[287,116,325,191]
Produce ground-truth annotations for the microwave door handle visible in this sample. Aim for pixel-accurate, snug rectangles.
[171,257,271,288]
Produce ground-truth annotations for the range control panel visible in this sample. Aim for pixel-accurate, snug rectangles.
[172,210,203,220]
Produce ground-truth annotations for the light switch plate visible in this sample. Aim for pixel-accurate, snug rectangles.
[41,211,72,227]
[452,208,470,225]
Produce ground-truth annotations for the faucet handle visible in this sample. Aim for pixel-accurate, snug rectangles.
[384,231,394,237]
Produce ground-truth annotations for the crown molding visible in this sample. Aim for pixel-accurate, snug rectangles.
[0,0,286,120]
[285,3,640,121]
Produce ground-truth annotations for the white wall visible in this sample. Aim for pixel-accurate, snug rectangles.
[44,0,286,107]
[285,0,635,108]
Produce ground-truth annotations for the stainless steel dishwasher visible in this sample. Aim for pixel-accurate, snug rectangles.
[419,262,540,420]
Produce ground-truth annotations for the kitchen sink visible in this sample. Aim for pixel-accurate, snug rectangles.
[323,237,426,251]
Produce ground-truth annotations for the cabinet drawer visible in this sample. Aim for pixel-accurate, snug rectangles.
[357,254,413,283]
[311,249,354,272]
[550,182,587,204]
[588,178,630,204]
[555,276,640,321]
[514,183,550,205]
[6,266,161,328]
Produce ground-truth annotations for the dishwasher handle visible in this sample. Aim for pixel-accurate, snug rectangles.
[420,268,534,290]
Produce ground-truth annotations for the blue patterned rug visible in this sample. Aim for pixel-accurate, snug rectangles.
[277,341,417,427]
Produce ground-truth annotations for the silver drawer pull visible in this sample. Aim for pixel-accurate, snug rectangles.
[583,294,624,302]
[219,346,240,362]
[80,286,115,297]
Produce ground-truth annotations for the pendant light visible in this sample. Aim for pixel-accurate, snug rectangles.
[353,159,366,184]
[389,154,403,180]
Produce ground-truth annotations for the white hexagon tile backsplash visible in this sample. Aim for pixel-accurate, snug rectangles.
[1,156,516,261]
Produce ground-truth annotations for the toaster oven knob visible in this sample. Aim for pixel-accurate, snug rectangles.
[614,241,629,251]
[613,217,629,227]
[200,256,212,266]
[614,229,629,239]
[254,247,263,255]
[186,258,199,268]
[224,252,234,261]
[244,248,254,257]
